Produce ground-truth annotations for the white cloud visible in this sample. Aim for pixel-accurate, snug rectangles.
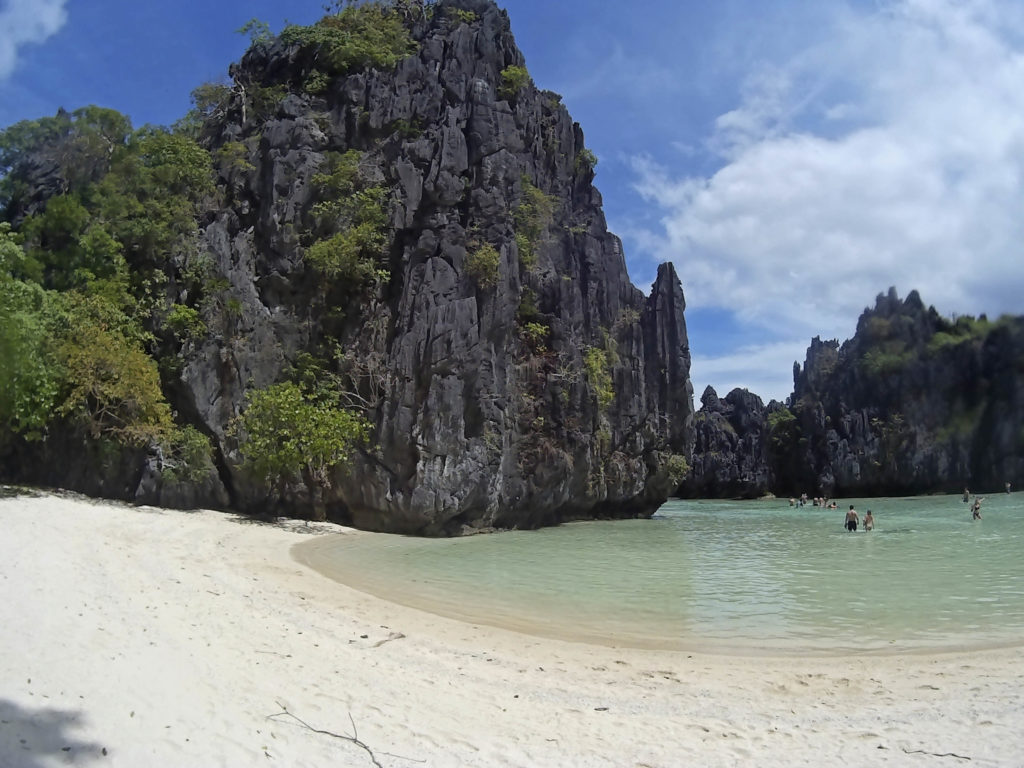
[691,339,811,405]
[0,0,68,80]
[632,0,1024,397]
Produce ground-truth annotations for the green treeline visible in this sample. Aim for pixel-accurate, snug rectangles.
[0,107,211,465]
[0,1,429,492]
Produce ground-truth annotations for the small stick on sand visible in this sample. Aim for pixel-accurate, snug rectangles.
[267,702,383,768]
[372,631,406,648]
[901,747,971,761]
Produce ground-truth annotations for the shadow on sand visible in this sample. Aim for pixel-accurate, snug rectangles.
[0,699,106,767]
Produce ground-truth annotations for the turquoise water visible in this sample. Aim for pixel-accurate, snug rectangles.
[294,493,1024,655]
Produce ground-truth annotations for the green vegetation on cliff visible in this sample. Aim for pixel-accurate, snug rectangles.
[513,176,554,269]
[499,65,532,101]
[280,2,417,78]
[0,108,213,472]
[0,4,422,499]
[306,150,389,286]
[466,241,501,289]
[584,344,615,410]
[231,381,369,518]
[776,290,1024,496]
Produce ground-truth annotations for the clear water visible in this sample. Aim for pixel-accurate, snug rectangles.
[293,494,1024,655]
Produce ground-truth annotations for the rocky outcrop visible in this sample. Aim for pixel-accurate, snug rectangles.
[195,0,693,532]
[674,287,1024,500]
[1,0,691,532]
[776,288,1024,496]
[678,386,772,498]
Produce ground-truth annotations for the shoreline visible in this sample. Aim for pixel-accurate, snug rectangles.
[2,492,1022,766]
[293,533,1024,659]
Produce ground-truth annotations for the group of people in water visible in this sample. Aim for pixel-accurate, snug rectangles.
[784,482,1015,531]
[787,495,874,531]
[789,493,837,509]
[787,495,876,531]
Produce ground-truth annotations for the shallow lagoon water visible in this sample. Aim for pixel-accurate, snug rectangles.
[294,493,1024,655]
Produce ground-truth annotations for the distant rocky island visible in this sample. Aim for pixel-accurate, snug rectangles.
[681,287,1024,499]
[1,0,1020,533]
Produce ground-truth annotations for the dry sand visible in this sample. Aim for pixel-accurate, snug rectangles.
[1,490,1021,767]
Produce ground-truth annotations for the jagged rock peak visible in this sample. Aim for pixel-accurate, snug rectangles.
[680,385,770,499]
[183,0,695,531]
[700,385,722,412]
[0,0,695,531]
[793,336,839,400]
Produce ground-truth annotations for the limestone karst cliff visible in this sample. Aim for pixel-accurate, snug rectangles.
[0,0,693,533]
[678,386,773,499]
[779,288,1024,496]
[677,287,1024,498]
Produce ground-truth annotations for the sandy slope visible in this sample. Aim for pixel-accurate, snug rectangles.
[1,491,1021,767]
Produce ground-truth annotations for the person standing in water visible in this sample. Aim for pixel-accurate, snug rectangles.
[963,488,970,503]
[972,497,983,519]
[864,510,874,531]
[845,505,859,532]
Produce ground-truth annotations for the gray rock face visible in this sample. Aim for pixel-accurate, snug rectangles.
[777,288,1024,496]
[679,386,772,498]
[157,0,693,531]
[677,286,1024,500]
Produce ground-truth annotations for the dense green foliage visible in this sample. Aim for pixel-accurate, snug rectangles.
[231,381,370,502]
[306,150,389,285]
[520,321,548,353]
[0,232,60,438]
[857,316,914,376]
[513,177,554,269]
[447,7,478,24]
[664,453,690,487]
[766,408,797,453]
[0,108,214,475]
[214,141,255,173]
[165,303,206,341]
[860,347,911,376]
[159,426,215,483]
[0,0,412,491]
[498,65,531,101]
[574,148,598,173]
[55,292,174,444]
[584,346,615,410]
[466,241,501,289]
[174,82,232,136]
[0,106,132,213]
[927,314,1010,354]
[280,2,416,78]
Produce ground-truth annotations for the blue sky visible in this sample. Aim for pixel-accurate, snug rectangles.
[4,0,1024,403]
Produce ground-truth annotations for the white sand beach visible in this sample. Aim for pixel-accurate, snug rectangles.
[1,491,1022,767]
